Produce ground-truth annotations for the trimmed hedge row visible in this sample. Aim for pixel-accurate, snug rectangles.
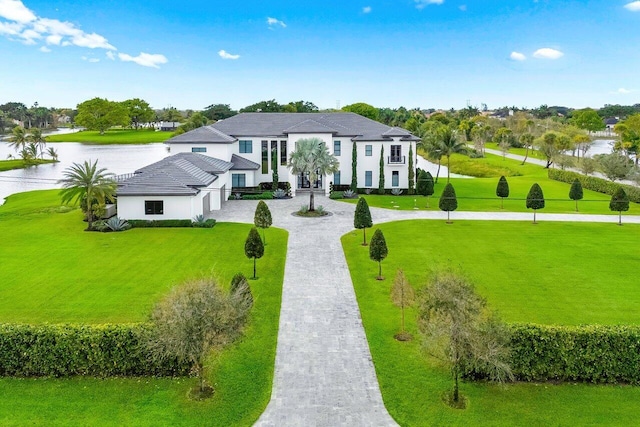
[548,169,640,203]
[0,323,189,377]
[508,324,640,384]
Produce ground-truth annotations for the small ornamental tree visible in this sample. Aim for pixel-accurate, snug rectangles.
[148,278,250,399]
[351,141,358,192]
[254,200,272,244]
[391,269,415,341]
[526,183,545,224]
[378,145,385,194]
[439,183,458,223]
[408,143,415,195]
[244,227,264,279]
[416,169,428,196]
[496,176,509,209]
[369,229,388,280]
[424,171,434,207]
[354,197,373,245]
[569,178,584,212]
[609,187,629,225]
[417,269,512,407]
[230,273,254,309]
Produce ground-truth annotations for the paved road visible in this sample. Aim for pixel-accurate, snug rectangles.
[210,196,640,427]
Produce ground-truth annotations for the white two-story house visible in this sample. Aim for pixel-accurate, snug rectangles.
[116,112,420,220]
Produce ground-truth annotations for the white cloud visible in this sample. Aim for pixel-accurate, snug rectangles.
[510,51,526,61]
[415,0,444,9]
[118,52,168,68]
[0,0,36,23]
[38,45,50,52]
[0,20,22,35]
[19,27,40,44]
[614,88,633,94]
[218,49,240,60]
[0,1,167,68]
[533,47,564,59]
[362,6,372,13]
[624,1,640,12]
[45,34,61,45]
[267,17,286,28]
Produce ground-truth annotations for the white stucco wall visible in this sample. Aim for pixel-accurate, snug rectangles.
[353,139,413,190]
[168,143,232,160]
[118,194,203,220]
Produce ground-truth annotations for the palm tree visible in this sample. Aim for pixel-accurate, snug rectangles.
[439,126,467,182]
[28,128,46,159]
[422,137,444,183]
[58,160,117,230]
[47,147,59,161]
[8,126,27,152]
[288,138,339,211]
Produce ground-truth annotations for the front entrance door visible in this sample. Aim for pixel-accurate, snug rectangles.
[298,172,322,189]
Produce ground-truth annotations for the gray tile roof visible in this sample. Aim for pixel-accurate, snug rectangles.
[165,126,237,144]
[118,153,230,196]
[283,119,338,134]
[166,113,420,143]
[230,154,260,170]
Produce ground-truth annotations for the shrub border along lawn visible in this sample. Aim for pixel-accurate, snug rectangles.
[549,169,640,203]
[0,323,188,377]
[503,324,640,384]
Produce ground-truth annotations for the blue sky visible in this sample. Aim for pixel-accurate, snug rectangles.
[1,0,639,111]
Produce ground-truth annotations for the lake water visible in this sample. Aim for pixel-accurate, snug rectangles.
[0,141,168,204]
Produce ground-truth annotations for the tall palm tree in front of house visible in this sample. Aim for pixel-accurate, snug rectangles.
[58,160,117,230]
[288,138,339,211]
[439,125,467,182]
[7,126,27,153]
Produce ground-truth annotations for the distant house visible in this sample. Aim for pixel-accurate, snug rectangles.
[156,121,181,131]
[117,112,420,219]
[605,117,620,131]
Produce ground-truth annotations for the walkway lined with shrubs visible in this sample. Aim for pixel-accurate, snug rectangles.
[210,197,640,426]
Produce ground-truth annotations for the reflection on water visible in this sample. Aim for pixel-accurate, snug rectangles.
[0,141,168,204]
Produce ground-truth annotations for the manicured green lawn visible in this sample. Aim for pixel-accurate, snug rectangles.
[0,190,287,425]
[0,190,286,323]
[344,152,640,215]
[46,129,172,144]
[342,220,640,425]
[484,142,547,160]
[0,159,57,171]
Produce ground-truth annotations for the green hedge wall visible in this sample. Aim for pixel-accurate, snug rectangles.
[548,169,640,203]
[508,324,640,384]
[0,324,189,377]
[129,219,194,228]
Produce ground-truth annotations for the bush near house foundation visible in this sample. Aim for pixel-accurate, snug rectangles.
[548,169,640,203]
[128,219,215,228]
[0,323,189,377]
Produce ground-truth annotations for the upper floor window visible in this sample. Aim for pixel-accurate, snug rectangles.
[239,140,253,153]
[191,147,206,153]
[334,140,341,156]
[365,145,372,156]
